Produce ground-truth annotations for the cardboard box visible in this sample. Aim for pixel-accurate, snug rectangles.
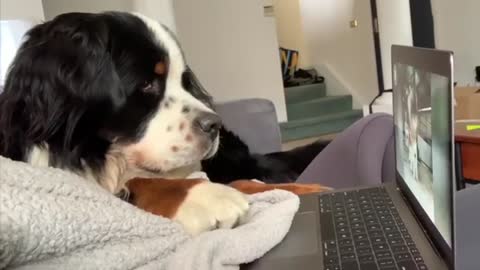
[455,87,480,120]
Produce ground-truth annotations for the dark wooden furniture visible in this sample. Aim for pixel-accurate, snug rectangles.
[455,122,480,188]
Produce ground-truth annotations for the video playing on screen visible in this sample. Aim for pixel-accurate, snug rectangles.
[393,63,452,246]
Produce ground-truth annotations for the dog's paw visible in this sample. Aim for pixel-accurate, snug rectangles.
[173,182,249,235]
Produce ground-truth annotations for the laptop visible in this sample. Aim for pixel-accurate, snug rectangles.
[244,45,455,270]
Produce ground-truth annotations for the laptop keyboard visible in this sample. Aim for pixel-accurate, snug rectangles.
[319,187,427,270]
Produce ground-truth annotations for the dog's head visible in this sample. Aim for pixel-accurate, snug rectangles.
[0,12,220,176]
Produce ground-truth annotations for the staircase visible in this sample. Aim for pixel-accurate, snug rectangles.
[280,82,362,142]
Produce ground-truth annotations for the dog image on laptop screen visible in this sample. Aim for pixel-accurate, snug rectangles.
[0,12,327,235]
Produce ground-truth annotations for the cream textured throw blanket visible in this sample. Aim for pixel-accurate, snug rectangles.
[0,156,299,270]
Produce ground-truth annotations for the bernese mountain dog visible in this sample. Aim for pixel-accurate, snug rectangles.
[0,12,327,235]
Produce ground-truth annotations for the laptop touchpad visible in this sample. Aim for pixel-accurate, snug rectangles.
[266,211,319,258]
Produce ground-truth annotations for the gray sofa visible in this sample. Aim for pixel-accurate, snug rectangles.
[215,98,395,188]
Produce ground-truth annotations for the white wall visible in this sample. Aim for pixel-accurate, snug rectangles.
[42,0,133,19]
[0,0,44,20]
[0,0,44,86]
[432,0,480,86]
[42,0,175,32]
[272,0,311,68]
[132,0,176,32]
[299,0,378,107]
[376,0,413,90]
[173,0,287,122]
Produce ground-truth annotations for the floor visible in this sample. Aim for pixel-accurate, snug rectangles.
[282,133,337,151]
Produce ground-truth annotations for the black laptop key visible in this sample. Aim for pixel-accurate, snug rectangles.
[375,251,392,260]
[367,225,382,233]
[378,258,395,267]
[351,222,364,229]
[352,227,366,235]
[417,263,428,270]
[388,237,404,246]
[413,254,424,263]
[332,195,344,203]
[385,231,401,239]
[353,233,368,241]
[341,261,359,270]
[373,243,388,252]
[366,219,380,225]
[371,236,386,244]
[358,254,375,263]
[349,211,361,218]
[392,245,408,253]
[381,219,395,226]
[340,252,357,261]
[324,247,337,255]
[351,216,362,223]
[395,252,412,261]
[338,239,353,246]
[339,245,354,254]
[409,247,420,255]
[355,240,370,248]
[356,247,373,256]
[347,201,357,207]
[397,260,417,270]
[324,256,338,265]
[335,217,346,224]
[406,239,416,247]
[383,225,396,232]
[379,213,392,219]
[336,220,347,226]
[325,247,338,259]
[359,262,378,270]
[368,231,385,239]
[325,240,336,250]
[348,207,360,214]
[324,265,340,270]
[363,209,374,215]
[338,233,351,240]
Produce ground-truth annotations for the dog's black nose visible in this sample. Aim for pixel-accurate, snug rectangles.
[194,112,221,139]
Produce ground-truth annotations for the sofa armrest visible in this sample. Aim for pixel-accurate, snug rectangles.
[214,98,282,154]
[296,113,394,188]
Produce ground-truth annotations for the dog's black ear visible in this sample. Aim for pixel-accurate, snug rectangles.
[14,13,125,107]
[0,13,123,151]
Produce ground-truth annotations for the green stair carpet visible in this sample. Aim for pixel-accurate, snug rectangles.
[280,83,362,142]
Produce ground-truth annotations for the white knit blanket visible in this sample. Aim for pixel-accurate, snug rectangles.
[0,156,299,270]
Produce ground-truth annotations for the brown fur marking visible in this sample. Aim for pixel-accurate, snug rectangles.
[126,178,204,218]
[154,62,167,75]
[229,180,330,195]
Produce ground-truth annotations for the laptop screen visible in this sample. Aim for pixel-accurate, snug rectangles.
[392,46,454,260]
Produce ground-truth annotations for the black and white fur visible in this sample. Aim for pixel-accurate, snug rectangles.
[0,12,250,235]
[0,12,327,234]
